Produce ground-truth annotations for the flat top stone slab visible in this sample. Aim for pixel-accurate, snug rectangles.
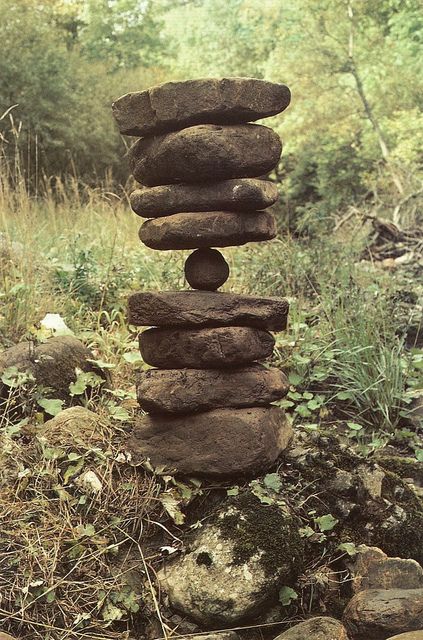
[127,406,292,477]
[136,364,289,414]
[128,291,289,331]
[112,77,291,136]
[128,123,282,186]
[139,326,275,369]
[139,210,276,250]
[130,179,279,218]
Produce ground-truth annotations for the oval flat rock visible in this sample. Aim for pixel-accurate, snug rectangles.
[128,124,282,186]
[130,179,279,218]
[137,365,289,414]
[127,406,292,477]
[139,210,276,250]
[112,77,291,137]
[128,291,289,331]
[139,326,275,369]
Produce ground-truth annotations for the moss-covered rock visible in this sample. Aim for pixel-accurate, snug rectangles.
[158,492,303,627]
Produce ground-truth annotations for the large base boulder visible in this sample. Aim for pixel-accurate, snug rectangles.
[158,492,303,626]
[127,406,292,477]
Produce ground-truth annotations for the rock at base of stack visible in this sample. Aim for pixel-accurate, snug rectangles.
[127,406,292,477]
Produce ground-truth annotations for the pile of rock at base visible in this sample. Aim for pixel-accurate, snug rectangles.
[342,545,423,639]
[113,78,293,477]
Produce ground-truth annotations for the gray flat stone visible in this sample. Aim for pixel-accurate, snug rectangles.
[139,210,276,250]
[130,179,279,217]
[128,291,289,330]
[112,77,290,136]
[136,365,289,414]
[139,326,275,368]
[128,123,282,186]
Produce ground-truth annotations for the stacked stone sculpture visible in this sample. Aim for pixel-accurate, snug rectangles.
[113,78,293,477]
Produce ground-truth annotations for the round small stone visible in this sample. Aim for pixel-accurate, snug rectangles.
[184,248,229,291]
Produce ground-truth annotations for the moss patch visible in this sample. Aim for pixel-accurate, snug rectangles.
[377,455,423,484]
[216,491,304,579]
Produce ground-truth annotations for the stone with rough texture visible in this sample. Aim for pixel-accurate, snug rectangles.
[136,365,289,414]
[128,124,282,186]
[0,336,108,404]
[139,326,275,369]
[112,77,291,136]
[343,588,423,640]
[139,210,276,250]
[130,179,279,217]
[39,407,111,450]
[274,617,349,640]
[128,291,289,330]
[387,633,423,639]
[127,406,292,477]
[350,545,423,593]
[158,493,302,625]
[184,248,229,291]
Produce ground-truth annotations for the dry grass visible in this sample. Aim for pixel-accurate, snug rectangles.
[0,408,168,640]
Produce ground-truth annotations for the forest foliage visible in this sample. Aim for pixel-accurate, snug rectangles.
[0,0,422,226]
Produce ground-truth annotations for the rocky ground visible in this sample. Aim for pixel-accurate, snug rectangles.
[0,331,421,639]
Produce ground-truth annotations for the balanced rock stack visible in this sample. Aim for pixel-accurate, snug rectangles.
[113,78,292,477]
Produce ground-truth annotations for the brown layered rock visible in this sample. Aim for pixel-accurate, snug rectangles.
[274,617,349,640]
[112,77,290,137]
[136,365,289,414]
[128,124,282,186]
[139,210,276,250]
[128,291,289,330]
[350,545,423,593]
[343,588,423,639]
[127,406,292,476]
[184,248,229,291]
[139,326,275,368]
[130,179,279,218]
